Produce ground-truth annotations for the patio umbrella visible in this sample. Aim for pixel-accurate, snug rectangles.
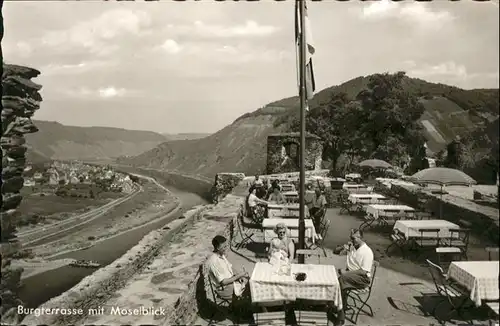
[410,167,477,186]
[410,167,477,218]
[358,159,392,169]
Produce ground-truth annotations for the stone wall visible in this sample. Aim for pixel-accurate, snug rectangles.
[211,173,245,204]
[21,205,210,325]
[266,133,322,175]
[1,64,43,323]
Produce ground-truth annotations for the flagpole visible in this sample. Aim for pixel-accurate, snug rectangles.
[297,0,307,264]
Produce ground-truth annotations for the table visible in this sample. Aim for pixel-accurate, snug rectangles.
[343,183,367,190]
[267,204,309,219]
[250,262,342,308]
[280,184,296,192]
[262,218,316,243]
[394,219,459,239]
[366,204,415,219]
[348,193,386,204]
[448,261,499,306]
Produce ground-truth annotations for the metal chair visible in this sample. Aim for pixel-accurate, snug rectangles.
[232,213,255,249]
[425,259,470,323]
[443,228,470,260]
[386,228,407,257]
[344,261,379,324]
[308,219,330,253]
[485,301,499,326]
[202,263,232,323]
[486,247,499,261]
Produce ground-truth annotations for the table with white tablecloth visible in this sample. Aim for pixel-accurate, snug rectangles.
[366,204,415,219]
[394,219,459,239]
[267,204,309,219]
[250,262,343,308]
[343,183,367,190]
[262,218,316,243]
[348,193,387,205]
[448,261,499,306]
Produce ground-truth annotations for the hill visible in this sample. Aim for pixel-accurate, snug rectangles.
[162,133,212,141]
[118,75,498,178]
[26,120,168,160]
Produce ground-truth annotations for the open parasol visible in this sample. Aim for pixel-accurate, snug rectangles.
[358,159,392,169]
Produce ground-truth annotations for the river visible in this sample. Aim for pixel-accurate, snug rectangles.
[18,187,208,309]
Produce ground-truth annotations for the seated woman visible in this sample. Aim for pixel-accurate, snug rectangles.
[267,186,286,204]
[247,186,269,223]
[268,223,295,260]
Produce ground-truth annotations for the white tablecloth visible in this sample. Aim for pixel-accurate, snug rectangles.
[394,219,459,239]
[348,193,386,204]
[343,184,367,190]
[263,218,316,243]
[366,204,415,219]
[250,262,342,308]
[448,261,499,306]
[268,204,309,219]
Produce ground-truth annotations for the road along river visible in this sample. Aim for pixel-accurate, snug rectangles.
[18,186,208,310]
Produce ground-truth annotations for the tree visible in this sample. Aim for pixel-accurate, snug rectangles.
[355,72,426,163]
[289,92,362,174]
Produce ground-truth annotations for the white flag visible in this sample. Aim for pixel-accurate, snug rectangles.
[295,0,316,106]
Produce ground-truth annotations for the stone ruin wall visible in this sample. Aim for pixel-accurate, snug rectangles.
[266,134,323,175]
[1,64,43,323]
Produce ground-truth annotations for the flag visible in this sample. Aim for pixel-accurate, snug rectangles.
[295,0,316,106]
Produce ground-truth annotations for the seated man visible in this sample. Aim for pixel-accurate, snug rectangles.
[333,229,374,326]
[267,186,286,204]
[206,235,250,301]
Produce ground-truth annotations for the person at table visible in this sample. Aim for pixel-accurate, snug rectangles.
[305,184,315,209]
[252,175,266,198]
[268,223,295,260]
[247,186,269,222]
[333,229,374,326]
[267,186,286,204]
[206,235,250,301]
[309,189,327,230]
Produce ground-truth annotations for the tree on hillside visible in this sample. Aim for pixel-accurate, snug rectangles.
[444,136,463,169]
[355,72,426,163]
[289,92,365,173]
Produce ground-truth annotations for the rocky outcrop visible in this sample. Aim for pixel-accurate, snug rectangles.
[211,173,245,204]
[1,64,43,323]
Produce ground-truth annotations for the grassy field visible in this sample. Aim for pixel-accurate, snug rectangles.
[17,186,124,225]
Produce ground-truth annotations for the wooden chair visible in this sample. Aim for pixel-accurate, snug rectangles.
[386,228,407,257]
[425,259,470,323]
[344,261,379,324]
[339,198,354,215]
[294,310,329,325]
[253,311,286,325]
[485,247,499,261]
[435,247,462,270]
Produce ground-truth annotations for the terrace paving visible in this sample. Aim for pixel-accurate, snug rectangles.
[195,208,497,326]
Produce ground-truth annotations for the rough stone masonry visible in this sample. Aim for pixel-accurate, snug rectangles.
[1,64,43,323]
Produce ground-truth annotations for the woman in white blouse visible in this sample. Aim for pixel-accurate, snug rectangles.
[247,186,269,223]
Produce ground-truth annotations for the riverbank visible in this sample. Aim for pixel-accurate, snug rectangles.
[17,186,208,311]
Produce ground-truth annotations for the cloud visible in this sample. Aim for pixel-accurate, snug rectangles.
[402,60,468,80]
[166,20,279,39]
[40,61,117,76]
[358,1,455,28]
[161,39,183,54]
[99,87,126,98]
[39,9,152,56]
[60,86,128,99]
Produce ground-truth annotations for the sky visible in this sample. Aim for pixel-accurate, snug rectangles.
[3,0,499,134]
